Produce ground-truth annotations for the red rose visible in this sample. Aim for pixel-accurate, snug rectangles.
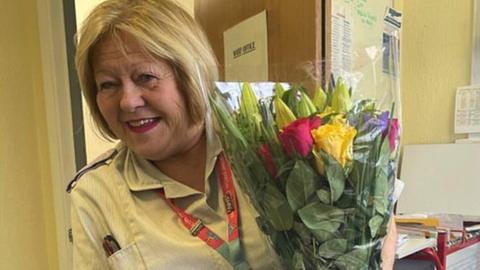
[259,144,277,177]
[278,116,321,157]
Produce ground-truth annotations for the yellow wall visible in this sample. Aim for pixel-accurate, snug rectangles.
[400,0,473,144]
[0,0,58,269]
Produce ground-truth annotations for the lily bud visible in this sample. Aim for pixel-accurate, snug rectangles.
[274,82,286,98]
[274,96,296,129]
[297,91,317,117]
[312,86,327,112]
[240,82,260,117]
[331,78,352,113]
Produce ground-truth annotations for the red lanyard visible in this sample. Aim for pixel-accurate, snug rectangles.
[158,152,240,252]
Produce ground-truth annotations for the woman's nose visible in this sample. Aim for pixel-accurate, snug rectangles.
[119,82,145,112]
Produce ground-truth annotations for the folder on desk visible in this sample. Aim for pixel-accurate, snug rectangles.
[395,144,480,269]
[395,216,440,227]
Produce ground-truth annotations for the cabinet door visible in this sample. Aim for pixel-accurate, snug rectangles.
[195,0,324,88]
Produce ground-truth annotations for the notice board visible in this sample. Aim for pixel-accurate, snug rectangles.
[328,0,400,113]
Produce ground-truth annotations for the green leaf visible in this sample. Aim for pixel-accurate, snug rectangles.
[298,201,345,229]
[318,239,348,259]
[316,189,331,205]
[334,247,370,270]
[297,201,344,241]
[320,151,346,202]
[373,138,392,215]
[369,215,384,238]
[315,263,331,270]
[263,183,294,231]
[286,160,318,211]
[334,187,355,208]
[310,221,341,242]
[292,251,306,270]
[293,222,312,244]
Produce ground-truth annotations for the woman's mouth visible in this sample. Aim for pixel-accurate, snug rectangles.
[127,117,160,133]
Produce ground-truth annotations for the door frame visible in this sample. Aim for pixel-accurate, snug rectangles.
[36,0,84,269]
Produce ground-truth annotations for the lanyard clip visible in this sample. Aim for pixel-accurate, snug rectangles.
[190,220,205,236]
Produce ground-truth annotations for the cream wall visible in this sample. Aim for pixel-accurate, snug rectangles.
[0,0,58,269]
[400,0,474,144]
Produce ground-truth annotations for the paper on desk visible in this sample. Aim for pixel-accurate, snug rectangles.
[429,213,464,231]
[396,233,408,248]
[392,178,404,203]
[397,213,429,219]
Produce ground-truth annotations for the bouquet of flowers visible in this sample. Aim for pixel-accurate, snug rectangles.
[209,77,400,269]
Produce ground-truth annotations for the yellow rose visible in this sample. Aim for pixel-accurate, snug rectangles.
[311,122,357,174]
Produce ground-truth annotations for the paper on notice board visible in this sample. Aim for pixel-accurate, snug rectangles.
[223,10,268,81]
[331,4,353,84]
[454,85,480,134]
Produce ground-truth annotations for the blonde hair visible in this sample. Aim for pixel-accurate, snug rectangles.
[75,0,218,140]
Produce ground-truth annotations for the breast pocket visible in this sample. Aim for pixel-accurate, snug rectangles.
[107,242,147,270]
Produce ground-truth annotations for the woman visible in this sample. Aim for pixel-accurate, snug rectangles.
[69,0,396,269]
[70,0,280,269]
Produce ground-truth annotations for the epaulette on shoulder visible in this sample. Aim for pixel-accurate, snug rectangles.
[66,148,118,193]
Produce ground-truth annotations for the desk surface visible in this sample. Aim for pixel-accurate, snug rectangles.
[396,237,437,259]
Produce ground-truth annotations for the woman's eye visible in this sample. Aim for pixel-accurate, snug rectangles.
[98,81,117,92]
[138,73,157,84]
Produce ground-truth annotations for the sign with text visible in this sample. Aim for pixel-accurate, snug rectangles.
[223,10,268,81]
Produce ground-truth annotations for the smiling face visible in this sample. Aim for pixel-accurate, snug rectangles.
[92,34,205,162]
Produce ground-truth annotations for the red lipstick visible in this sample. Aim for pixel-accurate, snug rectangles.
[127,118,159,133]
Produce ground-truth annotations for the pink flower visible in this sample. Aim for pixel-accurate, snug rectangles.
[389,119,399,151]
[259,144,277,177]
[278,117,321,157]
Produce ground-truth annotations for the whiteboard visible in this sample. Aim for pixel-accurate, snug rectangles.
[397,144,480,219]
[330,0,401,115]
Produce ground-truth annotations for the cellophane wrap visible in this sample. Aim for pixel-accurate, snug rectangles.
[198,9,402,270]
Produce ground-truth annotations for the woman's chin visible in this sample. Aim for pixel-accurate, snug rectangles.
[128,142,167,161]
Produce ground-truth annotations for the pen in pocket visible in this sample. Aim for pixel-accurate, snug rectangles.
[102,235,121,256]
